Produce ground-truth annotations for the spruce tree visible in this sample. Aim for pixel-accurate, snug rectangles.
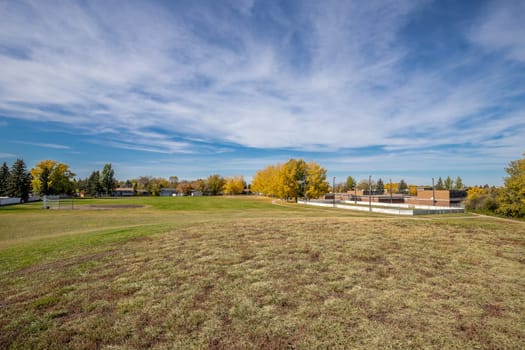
[455,176,463,189]
[444,176,453,190]
[435,177,444,190]
[8,159,32,202]
[398,179,408,194]
[0,162,9,196]
[87,171,102,196]
[376,178,384,194]
[101,163,116,196]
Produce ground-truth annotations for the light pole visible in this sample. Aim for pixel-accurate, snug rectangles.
[390,179,392,204]
[432,177,436,206]
[333,176,336,207]
[354,182,357,204]
[369,175,372,212]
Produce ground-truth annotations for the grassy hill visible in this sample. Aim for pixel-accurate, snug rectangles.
[1,196,524,349]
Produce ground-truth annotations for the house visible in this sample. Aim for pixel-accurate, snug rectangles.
[160,188,178,197]
[113,187,135,196]
[190,190,203,197]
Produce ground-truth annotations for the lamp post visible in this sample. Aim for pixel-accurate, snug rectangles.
[432,177,436,206]
[354,182,357,204]
[333,176,336,207]
[390,179,392,204]
[369,175,372,212]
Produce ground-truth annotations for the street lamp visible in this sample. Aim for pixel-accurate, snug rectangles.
[333,176,336,207]
[390,179,392,204]
[432,177,436,206]
[369,175,372,212]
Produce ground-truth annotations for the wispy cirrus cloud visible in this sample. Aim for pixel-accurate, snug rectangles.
[0,0,523,183]
[12,141,70,150]
[0,153,16,158]
[468,0,525,62]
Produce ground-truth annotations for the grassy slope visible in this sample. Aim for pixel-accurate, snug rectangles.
[0,197,524,349]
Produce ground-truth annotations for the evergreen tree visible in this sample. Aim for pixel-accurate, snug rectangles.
[435,177,444,190]
[444,176,453,190]
[455,176,464,189]
[101,164,116,196]
[376,178,384,194]
[8,159,32,202]
[398,179,408,194]
[87,171,102,196]
[0,162,9,196]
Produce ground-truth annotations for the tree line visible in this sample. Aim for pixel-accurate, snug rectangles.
[2,153,524,217]
[0,158,248,199]
[0,159,32,202]
[116,174,246,196]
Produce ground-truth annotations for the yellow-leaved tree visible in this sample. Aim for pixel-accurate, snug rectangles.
[223,176,246,195]
[497,153,525,217]
[252,158,329,201]
[305,161,329,199]
[31,160,76,196]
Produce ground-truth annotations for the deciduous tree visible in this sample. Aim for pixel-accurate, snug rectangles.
[223,176,245,195]
[251,159,329,200]
[305,161,329,200]
[176,180,193,196]
[31,160,76,195]
[345,176,356,191]
[497,153,525,217]
[207,174,225,195]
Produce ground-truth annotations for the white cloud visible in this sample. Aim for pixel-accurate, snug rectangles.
[12,141,71,150]
[469,0,525,62]
[0,0,523,167]
[0,153,16,158]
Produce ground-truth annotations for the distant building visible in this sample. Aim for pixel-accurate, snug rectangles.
[406,189,467,207]
[160,188,178,197]
[114,187,135,196]
[329,188,467,208]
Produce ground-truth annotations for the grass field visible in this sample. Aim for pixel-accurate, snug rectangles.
[1,196,524,349]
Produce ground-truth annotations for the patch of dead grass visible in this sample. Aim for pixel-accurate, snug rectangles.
[1,216,524,348]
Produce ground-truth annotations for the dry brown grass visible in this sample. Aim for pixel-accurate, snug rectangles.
[1,198,524,348]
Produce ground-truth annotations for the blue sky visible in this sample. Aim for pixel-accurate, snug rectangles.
[0,0,524,186]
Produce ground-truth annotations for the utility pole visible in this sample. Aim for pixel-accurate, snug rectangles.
[333,176,336,207]
[432,177,436,206]
[354,182,357,204]
[390,179,392,204]
[369,175,372,212]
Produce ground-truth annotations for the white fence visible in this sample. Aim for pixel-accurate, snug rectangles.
[0,197,21,206]
[0,196,41,206]
[299,200,464,216]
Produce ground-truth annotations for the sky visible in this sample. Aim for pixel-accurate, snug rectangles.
[0,0,524,186]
